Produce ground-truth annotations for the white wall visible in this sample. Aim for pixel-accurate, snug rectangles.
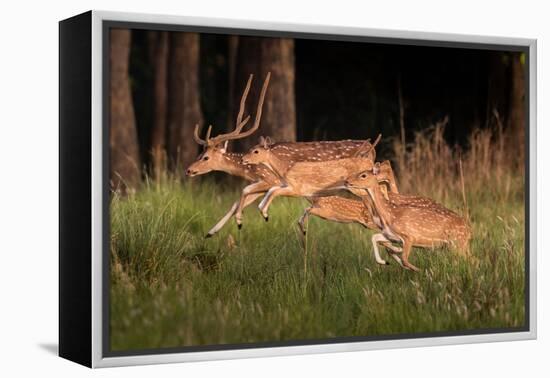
[0,0,546,376]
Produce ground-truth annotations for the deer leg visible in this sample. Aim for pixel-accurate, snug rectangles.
[206,201,239,238]
[371,234,390,265]
[300,206,344,234]
[383,244,405,267]
[296,207,312,248]
[235,182,270,227]
[388,252,405,267]
[298,207,311,235]
[205,188,267,237]
[235,192,266,227]
[258,185,282,216]
[258,185,296,220]
[401,239,419,272]
[384,243,403,253]
[297,203,347,245]
[297,204,346,234]
[375,237,404,266]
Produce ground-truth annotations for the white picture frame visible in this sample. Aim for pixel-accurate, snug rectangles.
[59,10,537,368]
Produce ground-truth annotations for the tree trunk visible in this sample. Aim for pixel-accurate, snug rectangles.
[110,29,141,191]
[167,32,203,172]
[486,52,509,126]
[227,35,239,131]
[507,52,526,160]
[148,31,169,176]
[231,37,296,152]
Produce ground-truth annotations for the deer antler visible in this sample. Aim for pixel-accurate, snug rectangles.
[193,124,213,146]
[372,134,382,148]
[353,134,382,159]
[235,74,253,130]
[194,73,271,147]
[354,139,372,157]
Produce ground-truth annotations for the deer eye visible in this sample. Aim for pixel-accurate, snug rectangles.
[254,150,259,154]
[360,173,367,179]
[203,156,209,161]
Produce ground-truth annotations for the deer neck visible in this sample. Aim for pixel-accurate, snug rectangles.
[220,153,251,180]
[365,185,394,227]
[262,153,290,178]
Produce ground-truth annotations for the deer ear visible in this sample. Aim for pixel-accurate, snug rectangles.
[264,136,273,146]
[373,162,380,175]
[260,136,272,149]
[221,140,229,152]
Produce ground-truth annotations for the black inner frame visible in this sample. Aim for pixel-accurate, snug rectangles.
[101,20,530,358]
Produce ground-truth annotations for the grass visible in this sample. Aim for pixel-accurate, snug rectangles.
[110,125,525,351]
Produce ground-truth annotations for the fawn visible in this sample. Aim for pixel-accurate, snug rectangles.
[345,169,471,271]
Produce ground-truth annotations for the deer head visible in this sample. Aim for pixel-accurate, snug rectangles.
[186,143,230,176]
[186,72,271,176]
[241,136,276,166]
[344,169,379,197]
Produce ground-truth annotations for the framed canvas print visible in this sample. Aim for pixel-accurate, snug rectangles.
[59,10,537,368]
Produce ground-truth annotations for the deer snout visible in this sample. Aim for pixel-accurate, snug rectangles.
[186,168,197,176]
[344,180,353,187]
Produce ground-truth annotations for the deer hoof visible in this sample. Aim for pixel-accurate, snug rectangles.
[205,233,212,239]
[385,261,390,265]
[264,216,269,222]
[237,224,242,230]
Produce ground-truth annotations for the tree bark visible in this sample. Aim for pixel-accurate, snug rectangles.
[110,29,141,191]
[486,52,509,126]
[231,37,296,151]
[507,52,526,160]
[227,35,239,131]
[148,31,169,176]
[167,32,203,172]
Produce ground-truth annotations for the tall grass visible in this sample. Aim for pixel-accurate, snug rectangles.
[110,124,525,351]
[391,117,523,209]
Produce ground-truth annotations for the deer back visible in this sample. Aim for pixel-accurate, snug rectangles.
[390,203,471,247]
[270,140,370,161]
[285,157,375,196]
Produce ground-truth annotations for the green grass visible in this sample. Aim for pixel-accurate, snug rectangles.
[109,176,525,351]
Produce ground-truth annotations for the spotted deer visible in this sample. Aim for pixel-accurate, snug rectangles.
[241,136,380,220]
[344,169,471,271]
[296,160,406,265]
[357,161,436,231]
[298,160,399,232]
[186,73,381,236]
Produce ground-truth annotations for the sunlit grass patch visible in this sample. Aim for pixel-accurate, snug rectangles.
[110,171,525,351]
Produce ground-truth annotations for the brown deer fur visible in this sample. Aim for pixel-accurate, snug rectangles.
[241,138,378,219]
[186,73,381,237]
[345,171,471,271]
